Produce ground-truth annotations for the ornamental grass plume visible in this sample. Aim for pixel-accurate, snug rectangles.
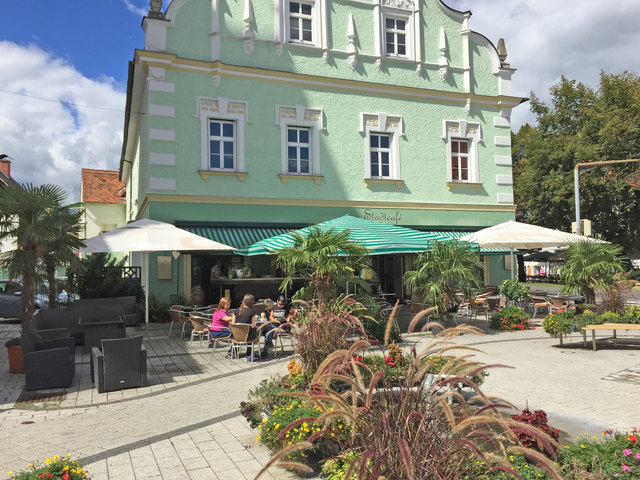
[255,323,563,480]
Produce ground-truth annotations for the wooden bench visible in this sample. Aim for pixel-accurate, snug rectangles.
[581,323,640,351]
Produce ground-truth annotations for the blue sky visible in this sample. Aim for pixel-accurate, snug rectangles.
[2,1,144,85]
[1,0,640,202]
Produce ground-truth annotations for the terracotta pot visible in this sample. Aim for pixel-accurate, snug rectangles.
[7,345,25,374]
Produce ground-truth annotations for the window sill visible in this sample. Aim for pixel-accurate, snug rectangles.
[279,174,324,185]
[447,181,483,192]
[364,178,404,189]
[198,170,248,182]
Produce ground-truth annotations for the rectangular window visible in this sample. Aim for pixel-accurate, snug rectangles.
[370,133,391,178]
[287,127,311,174]
[209,120,235,170]
[289,1,313,43]
[385,17,406,56]
[451,138,469,181]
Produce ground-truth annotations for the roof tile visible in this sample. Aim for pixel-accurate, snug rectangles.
[81,169,126,204]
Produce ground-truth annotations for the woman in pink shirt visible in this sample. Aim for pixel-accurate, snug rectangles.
[210,297,235,339]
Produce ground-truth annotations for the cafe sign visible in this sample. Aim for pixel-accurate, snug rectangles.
[363,209,403,225]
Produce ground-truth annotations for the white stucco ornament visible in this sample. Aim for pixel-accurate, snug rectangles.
[243,0,255,55]
[275,43,284,56]
[212,75,221,87]
[438,26,449,81]
[347,14,358,70]
[382,0,413,10]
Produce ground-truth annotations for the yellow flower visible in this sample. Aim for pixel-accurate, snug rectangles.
[580,444,585,449]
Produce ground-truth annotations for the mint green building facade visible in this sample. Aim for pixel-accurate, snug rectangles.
[120,0,524,302]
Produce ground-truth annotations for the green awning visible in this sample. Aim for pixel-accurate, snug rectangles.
[183,226,292,250]
[425,231,512,254]
[235,215,463,256]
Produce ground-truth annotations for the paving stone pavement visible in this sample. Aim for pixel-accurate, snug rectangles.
[0,323,307,480]
[1,320,639,479]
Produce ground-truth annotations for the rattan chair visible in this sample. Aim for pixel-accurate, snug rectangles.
[168,305,190,339]
[229,323,261,362]
[188,315,210,347]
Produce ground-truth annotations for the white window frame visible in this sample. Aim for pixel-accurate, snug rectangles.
[376,2,417,61]
[197,96,248,173]
[360,112,403,180]
[288,0,314,44]
[276,104,323,176]
[275,0,327,49]
[369,132,392,178]
[208,119,236,171]
[383,15,408,58]
[450,138,470,182]
[286,126,312,174]
[442,120,482,184]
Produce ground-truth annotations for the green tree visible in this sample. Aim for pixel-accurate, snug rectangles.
[560,241,623,304]
[0,183,68,332]
[403,240,483,318]
[275,227,368,306]
[513,72,640,252]
[41,204,84,308]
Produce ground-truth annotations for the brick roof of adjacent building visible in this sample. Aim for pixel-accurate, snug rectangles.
[81,169,126,204]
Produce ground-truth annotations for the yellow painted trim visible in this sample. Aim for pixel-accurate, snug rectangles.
[141,193,516,213]
[198,170,248,182]
[279,174,324,185]
[446,182,483,192]
[364,178,404,189]
[135,51,525,108]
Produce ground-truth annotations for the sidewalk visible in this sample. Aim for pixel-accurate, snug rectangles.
[0,323,303,480]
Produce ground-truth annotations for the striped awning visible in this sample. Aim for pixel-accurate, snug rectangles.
[236,215,473,256]
[182,226,292,250]
[427,231,513,254]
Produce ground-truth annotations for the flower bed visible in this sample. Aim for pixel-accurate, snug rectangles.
[7,455,88,480]
[489,305,532,331]
[542,306,640,336]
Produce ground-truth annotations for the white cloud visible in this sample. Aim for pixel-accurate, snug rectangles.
[0,41,125,203]
[121,0,148,17]
[445,0,640,130]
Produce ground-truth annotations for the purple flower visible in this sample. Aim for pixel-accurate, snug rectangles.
[623,449,633,456]
[622,464,630,472]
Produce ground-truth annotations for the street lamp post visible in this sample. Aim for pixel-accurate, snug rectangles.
[574,158,640,235]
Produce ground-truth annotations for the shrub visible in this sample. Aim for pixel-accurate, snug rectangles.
[624,305,640,323]
[490,305,531,331]
[467,452,553,479]
[511,409,560,457]
[240,370,311,428]
[295,297,365,373]
[559,428,640,479]
[498,279,530,303]
[542,311,574,335]
[8,454,88,480]
[257,398,351,459]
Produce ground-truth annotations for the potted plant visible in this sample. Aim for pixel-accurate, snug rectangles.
[5,337,24,373]
[191,285,205,306]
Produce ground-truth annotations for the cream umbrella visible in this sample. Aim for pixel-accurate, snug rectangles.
[78,219,234,331]
[459,221,602,279]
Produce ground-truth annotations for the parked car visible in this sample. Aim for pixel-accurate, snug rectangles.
[0,280,48,319]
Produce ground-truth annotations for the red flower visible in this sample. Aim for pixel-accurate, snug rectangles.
[46,473,53,478]
[629,434,638,442]
[62,474,70,480]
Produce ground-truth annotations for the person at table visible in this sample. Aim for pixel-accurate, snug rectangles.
[235,293,257,341]
[210,296,235,340]
[262,296,297,358]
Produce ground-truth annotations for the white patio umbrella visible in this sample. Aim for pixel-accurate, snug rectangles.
[78,219,234,332]
[459,220,602,279]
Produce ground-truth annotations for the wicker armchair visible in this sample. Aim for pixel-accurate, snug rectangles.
[92,336,147,393]
[229,323,261,362]
[21,329,75,391]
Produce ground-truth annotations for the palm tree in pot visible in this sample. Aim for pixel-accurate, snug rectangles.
[0,183,78,333]
[404,240,483,321]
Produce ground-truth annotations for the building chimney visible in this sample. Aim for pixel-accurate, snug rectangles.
[0,155,11,178]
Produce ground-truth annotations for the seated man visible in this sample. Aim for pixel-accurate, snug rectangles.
[261,296,297,358]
